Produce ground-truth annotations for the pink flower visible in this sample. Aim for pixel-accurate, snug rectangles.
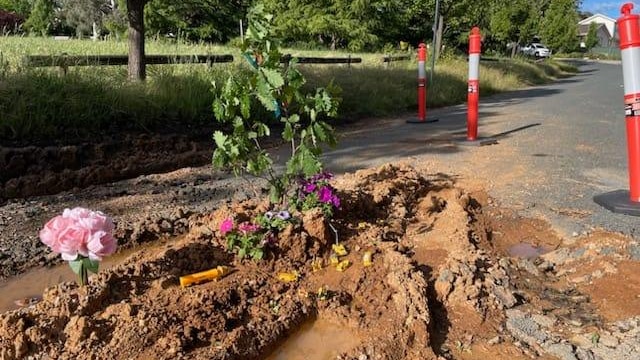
[238,222,260,233]
[39,215,75,253]
[39,207,117,261]
[220,218,234,235]
[87,231,117,261]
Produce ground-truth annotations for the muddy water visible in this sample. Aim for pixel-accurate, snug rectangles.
[265,318,361,360]
[508,243,550,259]
[0,241,168,313]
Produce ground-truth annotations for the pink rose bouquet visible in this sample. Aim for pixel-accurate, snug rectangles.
[39,207,117,286]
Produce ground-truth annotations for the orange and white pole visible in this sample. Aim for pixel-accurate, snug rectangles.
[594,3,640,215]
[467,27,481,141]
[417,43,427,121]
[619,3,640,202]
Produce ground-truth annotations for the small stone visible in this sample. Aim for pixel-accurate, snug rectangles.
[598,333,619,348]
[487,336,502,345]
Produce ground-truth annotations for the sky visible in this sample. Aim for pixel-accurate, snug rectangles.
[580,1,638,19]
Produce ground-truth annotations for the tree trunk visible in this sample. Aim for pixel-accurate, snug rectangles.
[127,0,146,81]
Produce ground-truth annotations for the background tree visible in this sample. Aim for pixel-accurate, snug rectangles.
[0,0,32,17]
[144,0,251,43]
[59,0,110,38]
[540,0,579,53]
[24,0,53,35]
[584,21,599,51]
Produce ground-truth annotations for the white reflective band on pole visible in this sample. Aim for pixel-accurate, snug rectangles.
[418,60,426,79]
[622,47,640,95]
[468,54,480,80]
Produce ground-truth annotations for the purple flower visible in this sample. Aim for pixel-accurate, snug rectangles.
[260,233,277,246]
[276,211,290,220]
[331,195,341,209]
[302,182,316,194]
[238,222,260,233]
[311,172,333,182]
[318,186,333,203]
[264,211,275,220]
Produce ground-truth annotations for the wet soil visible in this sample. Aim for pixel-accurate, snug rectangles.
[1,162,640,359]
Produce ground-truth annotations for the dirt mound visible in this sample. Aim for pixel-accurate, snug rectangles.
[2,163,639,359]
[0,164,494,359]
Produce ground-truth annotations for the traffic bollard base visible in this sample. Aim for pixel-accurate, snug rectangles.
[594,189,640,216]
[406,117,439,124]
[456,137,498,146]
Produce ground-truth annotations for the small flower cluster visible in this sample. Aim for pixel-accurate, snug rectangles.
[294,172,341,217]
[220,210,292,260]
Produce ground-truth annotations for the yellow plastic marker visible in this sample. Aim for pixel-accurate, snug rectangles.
[180,266,229,288]
[329,253,340,266]
[332,244,348,256]
[311,258,324,272]
[277,272,299,283]
[336,260,351,272]
[363,251,373,267]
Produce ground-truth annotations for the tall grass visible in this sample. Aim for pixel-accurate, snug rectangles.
[0,36,575,145]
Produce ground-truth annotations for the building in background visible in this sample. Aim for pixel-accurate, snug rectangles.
[578,14,617,48]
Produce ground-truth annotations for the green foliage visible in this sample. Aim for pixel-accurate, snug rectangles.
[59,0,110,37]
[584,22,599,51]
[489,0,540,51]
[540,0,579,53]
[24,0,53,35]
[212,4,339,204]
[0,0,32,16]
[144,0,251,42]
[261,0,402,51]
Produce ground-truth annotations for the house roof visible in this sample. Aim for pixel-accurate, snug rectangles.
[578,23,605,36]
[578,14,616,37]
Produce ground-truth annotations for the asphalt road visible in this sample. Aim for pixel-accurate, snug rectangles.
[302,60,639,238]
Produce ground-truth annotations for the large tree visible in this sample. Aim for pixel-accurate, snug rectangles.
[540,0,579,53]
[59,0,110,38]
[23,0,53,35]
[144,0,251,42]
[489,0,540,56]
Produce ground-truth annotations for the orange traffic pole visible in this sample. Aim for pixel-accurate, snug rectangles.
[594,3,640,215]
[407,43,438,124]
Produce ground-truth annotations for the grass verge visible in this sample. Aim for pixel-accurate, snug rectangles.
[0,36,576,145]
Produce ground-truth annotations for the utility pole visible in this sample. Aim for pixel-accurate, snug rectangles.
[429,0,440,85]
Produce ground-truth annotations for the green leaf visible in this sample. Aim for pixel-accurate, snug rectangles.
[260,68,284,88]
[213,131,227,148]
[283,123,293,141]
[68,258,82,275]
[83,258,100,274]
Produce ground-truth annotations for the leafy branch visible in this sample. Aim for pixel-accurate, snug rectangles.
[212,4,339,205]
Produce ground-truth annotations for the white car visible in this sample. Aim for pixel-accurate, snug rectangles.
[521,43,551,58]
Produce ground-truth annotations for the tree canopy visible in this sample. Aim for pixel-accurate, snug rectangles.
[1,0,584,55]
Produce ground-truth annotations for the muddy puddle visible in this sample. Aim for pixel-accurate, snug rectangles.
[508,242,550,259]
[265,318,361,360]
[0,240,170,313]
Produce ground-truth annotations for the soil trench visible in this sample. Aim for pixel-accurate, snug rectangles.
[1,164,640,360]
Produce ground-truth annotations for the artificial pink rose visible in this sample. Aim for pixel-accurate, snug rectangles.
[39,215,75,253]
[87,231,117,261]
[56,224,91,261]
[64,207,115,234]
[220,218,234,235]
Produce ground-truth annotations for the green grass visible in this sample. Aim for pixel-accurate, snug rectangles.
[0,36,576,144]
